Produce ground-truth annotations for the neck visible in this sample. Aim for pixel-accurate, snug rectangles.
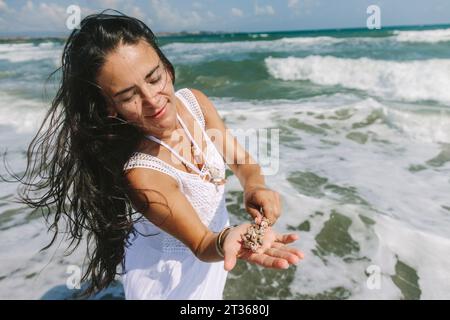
[140,117,182,152]
[151,97,184,143]
[152,120,179,142]
[138,97,186,151]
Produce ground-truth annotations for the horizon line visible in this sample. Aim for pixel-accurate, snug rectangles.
[1,22,449,40]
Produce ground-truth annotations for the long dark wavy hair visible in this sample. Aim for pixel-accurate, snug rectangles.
[1,11,175,296]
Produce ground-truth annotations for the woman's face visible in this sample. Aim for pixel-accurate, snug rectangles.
[96,39,177,135]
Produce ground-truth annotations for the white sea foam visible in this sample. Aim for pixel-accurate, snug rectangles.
[0,42,61,64]
[0,93,47,133]
[216,96,450,299]
[394,28,450,43]
[1,94,449,299]
[265,55,450,105]
[278,36,343,45]
[384,107,450,144]
[249,33,269,39]
[162,36,343,62]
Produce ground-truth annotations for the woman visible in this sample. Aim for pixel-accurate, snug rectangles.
[12,12,303,299]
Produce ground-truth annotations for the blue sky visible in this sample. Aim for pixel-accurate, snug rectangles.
[0,0,449,35]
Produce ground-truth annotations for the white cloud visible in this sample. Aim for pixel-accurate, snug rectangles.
[231,7,243,17]
[85,1,145,20]
[15,2,68,31]
[150,0,214,31]
[38,2,67,22]
[0,0,9,12]
[288,0,299,8]
[287,0,318,15]
[92,0,120,8]
[254,2,275,16]
[123,4,145,20]
[0,1,94,33]
[24,1,33,11]
[0,0,14,15]
[192,2,202,9]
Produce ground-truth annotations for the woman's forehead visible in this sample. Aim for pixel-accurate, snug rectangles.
[97,40,159,92]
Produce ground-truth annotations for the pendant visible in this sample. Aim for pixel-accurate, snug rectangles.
[190,142,226,186]
[192,144,202,157]
[206,164,226,186]
[191,144,203,164]
[210,177,227,185]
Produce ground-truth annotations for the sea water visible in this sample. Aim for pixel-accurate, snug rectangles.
[1,26,450,299]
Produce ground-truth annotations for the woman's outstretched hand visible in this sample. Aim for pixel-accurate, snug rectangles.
[222,224,304,271]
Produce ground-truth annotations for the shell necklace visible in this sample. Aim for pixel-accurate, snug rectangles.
[145,114,226,186]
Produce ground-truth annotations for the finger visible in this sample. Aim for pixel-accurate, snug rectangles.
[236,249,252,260]
[248,253,289,269]
[271,242,305,259]
[223,241,241,271]
[273,193,281,218]
[246,207,263,223]
[260,201,280,226]
[276,195,282,218]
[275,233,299,244]
[224,248,238,271]
[264,248,301,265]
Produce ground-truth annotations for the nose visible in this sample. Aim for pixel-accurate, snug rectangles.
[140,85,162,108]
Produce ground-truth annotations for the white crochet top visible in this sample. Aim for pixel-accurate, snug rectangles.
[122,88,229,254]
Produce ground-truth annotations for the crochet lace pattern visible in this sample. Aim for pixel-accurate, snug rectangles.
[123,88,227,254]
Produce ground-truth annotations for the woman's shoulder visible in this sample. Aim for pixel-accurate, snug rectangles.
[123,152,183,186]
[180,88,216,126]
[187,88,210,108]
[176,87,209,107]
[125,162,179,187]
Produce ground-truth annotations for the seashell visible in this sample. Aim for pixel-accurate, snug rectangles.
[240,217,273,254]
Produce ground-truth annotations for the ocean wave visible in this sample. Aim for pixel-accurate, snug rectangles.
[249,33,269,39]
[278,36,343,45]
[162,36,343,62]
[265,55,450,105]
[0,93,47,133]
[214,94,450,144]
[394,29,450,43]
[0,42,61,64]
[384,107,450,144]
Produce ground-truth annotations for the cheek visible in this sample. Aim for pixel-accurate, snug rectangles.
[167,98,177,118]
[117,100,143,122]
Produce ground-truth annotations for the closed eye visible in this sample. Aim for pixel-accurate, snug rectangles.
[146,69,162,84]
[147,76,161,84]
[114,64,161,98]
[122,89,138,102]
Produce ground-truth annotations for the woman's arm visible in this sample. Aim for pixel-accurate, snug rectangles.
[125,168,221,262]
[190,89,281,225]
[125,168,302,269]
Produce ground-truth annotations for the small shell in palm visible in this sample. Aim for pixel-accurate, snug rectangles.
[241,217,271,253]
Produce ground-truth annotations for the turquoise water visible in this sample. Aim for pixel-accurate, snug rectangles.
[1,25,450,299]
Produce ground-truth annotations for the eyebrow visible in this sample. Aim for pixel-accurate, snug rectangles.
[113,64,160,98]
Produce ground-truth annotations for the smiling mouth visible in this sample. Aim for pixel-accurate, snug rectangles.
[147,101,168,118]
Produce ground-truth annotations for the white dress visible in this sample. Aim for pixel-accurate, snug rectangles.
[121,88,230,299]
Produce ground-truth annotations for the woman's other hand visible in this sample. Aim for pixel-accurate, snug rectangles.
[244,185,281,226]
